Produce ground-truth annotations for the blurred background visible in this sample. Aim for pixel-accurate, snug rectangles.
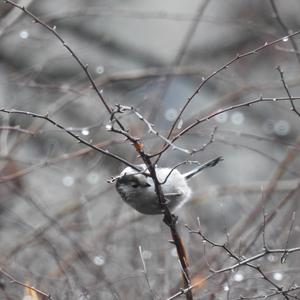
[1,0,300,299]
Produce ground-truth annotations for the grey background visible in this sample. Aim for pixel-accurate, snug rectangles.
[1,0,300,299]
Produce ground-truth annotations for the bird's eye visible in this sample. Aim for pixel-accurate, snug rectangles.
[131,182,139,188]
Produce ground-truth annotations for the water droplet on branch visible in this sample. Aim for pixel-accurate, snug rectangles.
[282,36,289,42]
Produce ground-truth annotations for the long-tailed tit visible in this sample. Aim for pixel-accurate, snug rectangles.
[116,156,222,215]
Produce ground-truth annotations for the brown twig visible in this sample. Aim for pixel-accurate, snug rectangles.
[0,125,35,135]
[0,268,52,299]
[108,107,194,299]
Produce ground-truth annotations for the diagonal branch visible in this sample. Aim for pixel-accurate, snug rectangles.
[3,0,125,131]
[153,96,300,157]
[0,108,138,169]
[276,66,300,117]
[0,267,52,299]
[166,29,300,143]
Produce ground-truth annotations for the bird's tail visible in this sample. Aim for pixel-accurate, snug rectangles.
[183,156,223,180]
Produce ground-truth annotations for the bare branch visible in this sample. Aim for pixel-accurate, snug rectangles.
[0,139,124,183]
[262,206,269,251]
[189,126,217,155]
[166,28,300,141]
[0,268,52,299]
[276,66,300,117]
[153,96,300,157]
[167,236,300,300]
[139,245,160,300]
[3,0,125,131]
[269,0,300,65]
[0,125,35,135]
[109,104,192,154]
[281,211,296,263]
[0,108,137,169]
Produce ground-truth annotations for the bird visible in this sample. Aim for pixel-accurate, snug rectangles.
[115,156,222,215]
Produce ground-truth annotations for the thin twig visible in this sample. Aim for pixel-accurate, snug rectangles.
[167,235,300,300]
[0,139,124,183]
[262,206,269,251]
[110,105,191,154]
[0,125,35,135]
[3,0,125,131]
[276,66,300,117]
[138,245,160,300]
[269,0,300,65]
[184,222,299,299]
[0,108,138,170]
[111,105,218,156]
[189,126,217,154]
[159,160,203,185]
[152,96,300,157]
[152,0,210,163]
[281,211,296,263]
[0,268,52,299]
[166,29,300,144]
